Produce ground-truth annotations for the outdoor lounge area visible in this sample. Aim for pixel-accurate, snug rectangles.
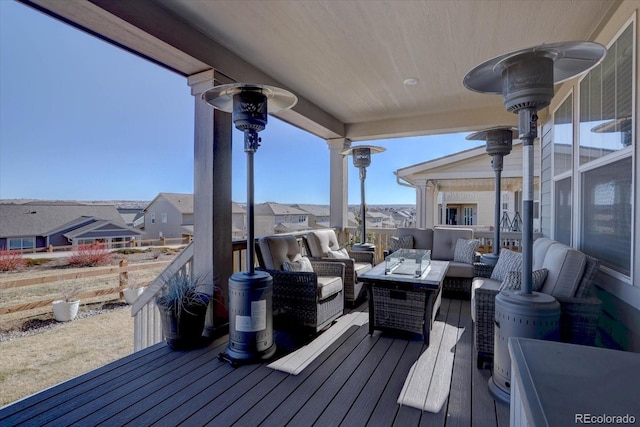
[0,298,510,426]
[3,0,640,426]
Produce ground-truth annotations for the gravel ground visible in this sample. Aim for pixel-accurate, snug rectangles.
[0,301,129,343]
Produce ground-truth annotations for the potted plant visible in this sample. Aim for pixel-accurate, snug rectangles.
[156,271,214,350]
[53,282,82,322]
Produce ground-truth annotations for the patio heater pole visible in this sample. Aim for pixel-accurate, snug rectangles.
[202,83,297,366]
[359,165,367,250]
[467,127,516,266]
[464,41,606,403]
[341,145,386,252]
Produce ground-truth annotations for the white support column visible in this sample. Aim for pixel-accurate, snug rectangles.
[425,183,436,228]
[188,70,233,335]
[415,179,427,228]
[414,179,437,228]
[327,138,350,230]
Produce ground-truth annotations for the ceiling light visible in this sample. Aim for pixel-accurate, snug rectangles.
[403,78,419,86]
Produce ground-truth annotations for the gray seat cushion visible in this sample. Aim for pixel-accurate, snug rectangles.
[354,262,372,276]
[397,227,433,250]
[432,227,473,261]
[306,229,341,257]
[533,237,556,270]
[446,261,475,278]
[540,243,586,297]
[259,235,304,270]
[317,276,343,300]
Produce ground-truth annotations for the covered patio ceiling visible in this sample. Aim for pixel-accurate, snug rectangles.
[24,0,620,142]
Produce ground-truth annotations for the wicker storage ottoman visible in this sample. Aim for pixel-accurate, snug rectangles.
[372,286,426,336]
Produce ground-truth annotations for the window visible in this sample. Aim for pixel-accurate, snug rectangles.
[579,24,633,163]
[161,213,168,223]
[553,94,573,244]
[554,94,573,176]
[463,207,474,226]
[554,178,572,245]
[8,237,34,250]
[150,212,156,224]
[581,157,632,276]
[577,22,634,277]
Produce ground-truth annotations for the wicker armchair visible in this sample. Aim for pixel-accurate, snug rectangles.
[257,235,345,332]
[304,229,375,305]
[472,247,602,368]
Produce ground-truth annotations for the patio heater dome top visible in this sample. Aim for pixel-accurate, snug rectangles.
[466,126,518,141]
[463,41,607,95]
[341,145,386,169]
[202,83,298,113]
[340,145,386,156]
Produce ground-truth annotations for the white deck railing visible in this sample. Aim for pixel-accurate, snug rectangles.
[131,242,194,352]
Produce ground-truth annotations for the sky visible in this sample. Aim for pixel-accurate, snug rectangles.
[0,1,483,206]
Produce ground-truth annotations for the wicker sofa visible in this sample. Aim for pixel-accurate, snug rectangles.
[257,235,345,332]
[388,227,482,299]
[472,237,602,367]
[304,229,375,305]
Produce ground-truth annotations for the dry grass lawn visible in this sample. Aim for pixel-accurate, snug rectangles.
[0,248,182,407]
[0,306,133,407]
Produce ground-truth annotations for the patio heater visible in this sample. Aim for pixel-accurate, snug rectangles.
[464,41,606,402]
[341,145,386,252]
[467,127,517,266]
[202,83,297,366]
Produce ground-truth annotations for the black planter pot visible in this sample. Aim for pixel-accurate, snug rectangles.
[158,294,210,350]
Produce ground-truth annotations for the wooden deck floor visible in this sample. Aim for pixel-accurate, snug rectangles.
[1,298,509,426]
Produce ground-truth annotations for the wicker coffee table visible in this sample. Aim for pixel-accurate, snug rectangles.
[360,260,449,345]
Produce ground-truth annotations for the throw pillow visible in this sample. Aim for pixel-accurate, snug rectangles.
[453,238,480,264]
[490,249,523,282]
[499,268,549,292]
[282,256,314,272]
[327,248,350,259]
[390,235,413,252]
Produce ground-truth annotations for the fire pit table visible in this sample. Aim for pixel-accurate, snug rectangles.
[359,254,449,346]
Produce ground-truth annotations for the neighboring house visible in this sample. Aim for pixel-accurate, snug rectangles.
[254,202,309,237]
[292,204,330,228]
[143,193,247,241]
[143,193,194,242]
[117,207,145,227]
[231,202,246,239]
[391,209,416,228]
[0,201,142,250]
[395,141,540,230]
[366,209,395,228]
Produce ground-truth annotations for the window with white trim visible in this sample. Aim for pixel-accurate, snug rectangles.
[552,93,573,245]
[578,22,634,277]
[8,237,35,251]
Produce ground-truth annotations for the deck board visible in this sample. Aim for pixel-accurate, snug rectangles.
[0,298,508,427]
[446,300,473,427]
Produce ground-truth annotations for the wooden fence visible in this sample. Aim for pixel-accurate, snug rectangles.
[11,237,189,255]
[0,261,169,316]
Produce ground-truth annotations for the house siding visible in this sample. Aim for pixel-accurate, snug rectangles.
[144,197,191,240]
